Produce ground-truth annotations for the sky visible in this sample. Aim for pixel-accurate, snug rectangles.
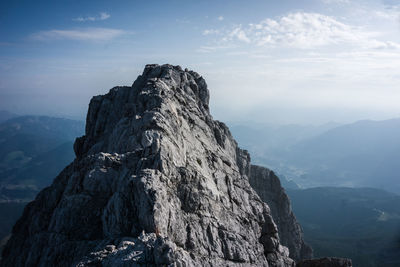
[1,0,400,124]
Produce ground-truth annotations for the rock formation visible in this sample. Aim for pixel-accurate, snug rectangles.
[250,165,312,261]
[1,64,346,266]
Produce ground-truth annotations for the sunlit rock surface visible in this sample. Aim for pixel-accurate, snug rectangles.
[2,64,316,266]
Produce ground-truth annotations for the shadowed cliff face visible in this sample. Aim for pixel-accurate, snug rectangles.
[249,165,313,261]
[1,64,308,266]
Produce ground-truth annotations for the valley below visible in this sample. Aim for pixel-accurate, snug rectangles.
[288,187,400,267]
[230,119,400,266]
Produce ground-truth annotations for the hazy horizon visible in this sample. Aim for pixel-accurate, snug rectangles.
[1,2,400,265]
[1,0,400,125]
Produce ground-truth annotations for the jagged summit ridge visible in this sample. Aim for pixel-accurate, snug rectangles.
[74,64,210,158]
[2,64,304,266]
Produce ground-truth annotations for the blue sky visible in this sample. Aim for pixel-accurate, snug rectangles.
[1,0,400,124]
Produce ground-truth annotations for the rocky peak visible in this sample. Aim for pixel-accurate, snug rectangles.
[74,64,210,158]
[1,64,347,266]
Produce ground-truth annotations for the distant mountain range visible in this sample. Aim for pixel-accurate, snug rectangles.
[230,118,400,194]
[0,114,85,256]
[229,122,340,159]
[231,117,400,265]
[0,115,84,201]
[287,187,400,267]
[0,111,17,124]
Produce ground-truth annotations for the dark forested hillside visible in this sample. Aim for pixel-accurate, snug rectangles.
[287,187,400,267]
[0,116,84,201]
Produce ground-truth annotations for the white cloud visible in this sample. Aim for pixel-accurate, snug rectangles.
[203,29,219,35]
[218,16,224,21]
[373,9,399,20]
[383,0,400,9]
[31,28,126,41]
[247,13,362,48]
[367,40,400,49]
[207,12,400,50]
[73,12,110,22]
[225,26,251,43]
[196,45,234,53]
[321,0,349,4]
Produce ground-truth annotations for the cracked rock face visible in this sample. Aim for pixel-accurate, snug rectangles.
[2,64,299,266]
[249,165,313,262]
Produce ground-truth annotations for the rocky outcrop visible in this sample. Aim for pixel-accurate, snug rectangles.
[297,257,352,267]
[1,64,300,266]
[250,165,312,262]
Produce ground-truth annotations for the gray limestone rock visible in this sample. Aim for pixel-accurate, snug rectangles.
[2,64,302,266]
[249,165,313,262]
